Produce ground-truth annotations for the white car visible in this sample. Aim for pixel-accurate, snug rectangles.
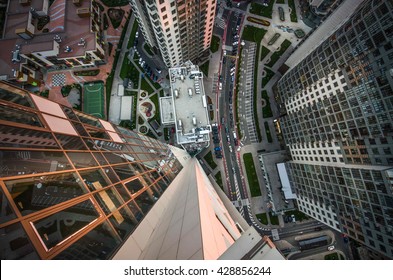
[219,82,222,90]
[327,245,335,251]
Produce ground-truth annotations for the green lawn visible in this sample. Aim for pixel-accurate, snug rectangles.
[141,77,154,94]
[204,151,217,170]
[143,43,154,56]
[120,60,140,88]
[149,93,161,124]
[264,121,273,143]
[324,253,339,260]
[215,172,224,190]
[243,153,261,197]
[288,0,298,22]
[262,68,275,88]
[260,46,270,61]
[210,35,220,53]
[241,25,267,44]
[249,1,275,19]
[256,213,268,225]
[276,0,285,3]
[127,20,139,49]
[200,60,209,77]
[269,212,279,225]
[266,39,291,68]
[285,210,310,222]
[262,90,273,118]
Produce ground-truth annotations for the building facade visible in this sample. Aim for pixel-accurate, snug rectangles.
[0,81,282,260]
[277,0,393,258]
[0,0,108,85]
[130,0,216,67]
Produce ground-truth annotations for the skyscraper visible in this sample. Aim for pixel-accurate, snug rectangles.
[0,81,283,260]
[130,0,216,67]
[277,0,393,258]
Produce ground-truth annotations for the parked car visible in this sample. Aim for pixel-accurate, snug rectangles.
[327,245,335,251]
[155,68,161,73]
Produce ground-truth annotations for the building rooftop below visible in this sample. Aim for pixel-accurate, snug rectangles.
[169,61,210,147]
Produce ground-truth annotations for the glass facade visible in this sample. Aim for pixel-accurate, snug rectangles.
[0,81,183,259]
[277,0,393,258]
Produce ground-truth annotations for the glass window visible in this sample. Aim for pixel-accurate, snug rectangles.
[93,187,123,215]
[74,111,103,128]
[112,164,136,181]
[134,190,155,214]
[0,85,35,108]
[0,187,17,224]
[0,104,43,127]
[5,172,87,215]
[127,200,143,222]
[91,152,108,165]
[67,152,97,168]
[0,222,39,259]
[102,167,120,183]
[124,178,144,195]
[109,206,138,240]
[71,122,89,136]
[55,134,87,150]
[78,169,111,191]
[102,152,129,164]
[53,221,120,260]
[0,124,59,150]
[0,150,72,177]
[32,199,99,250]
[114,183,131,202]
[61,106,78,121]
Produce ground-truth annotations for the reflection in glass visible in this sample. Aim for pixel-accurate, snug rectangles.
[53,221,120,260]
[0,222,39,259]
[33,199,98,250]
[5,172,86,215]
[61,106,78,121]
[124,178,144,194]
[55,134,87,150]
[67,152,97,168]
[78,169,111,192]
[0,104,43,127]
[0,124,59,149]
[86,127,111,140]
[114,183,131,202]
[134,190,155,214]
[91,152,108,165]
[109,206,138,240]
[102,152,129,164]
[102,167,120,183]
[0,85,35,108]
[127,200,143,222]
[0,150,72,178]
[71,122,89,136]
[74,111,103,128]
[112,164,136,181]
[0,187,16,224]
[93,188,122,215]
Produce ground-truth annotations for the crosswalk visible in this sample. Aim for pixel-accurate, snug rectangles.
[215,17,226,29]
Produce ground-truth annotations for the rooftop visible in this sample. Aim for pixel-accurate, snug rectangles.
[168,62,210,146]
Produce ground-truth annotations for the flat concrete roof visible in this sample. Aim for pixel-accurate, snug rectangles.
[120,96,132,120]
[169,62,210,145]
[159,96,175,124]
[277,163,297,200]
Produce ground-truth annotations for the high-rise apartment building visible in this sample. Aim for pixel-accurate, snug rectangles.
[0,81,283,260]
[130,0,216,67]
[277,0,393,258]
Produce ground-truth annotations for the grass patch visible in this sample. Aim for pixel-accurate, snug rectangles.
[108,8,124,29]
[241,25,267,43]
[261,90,273,118]
[215,172,224,190]
[235,47,243,140]
[262,68,275,88]
[210,35,220,53]
[74,69,100,76]
[200,60,209,77]
[127,20,139,49]
[243,153,261,197]
[264,121,273,143]
[143,43,154,56]
[269,212,279,225]
[285,210,310,222]
[141,78,154,94]
[276,0,285,3]
[120,59,140,88]
[260,46,270,61]
[149,93,161,124]
[266,39,291,68]
[288,0,298,22]
[249,1,275,19]
[164,127,169,141]
[204,151,217,170]
[256,213,268,225]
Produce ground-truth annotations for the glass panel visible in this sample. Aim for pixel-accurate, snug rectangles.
[5,172,87,216]
[0,187,17,224]
[109,206,138,240]
[0,85,35,108]
[93,188,122,215]
[112,164,136,180]
[66,152,97,168]
[127,200,143,222]
[114,183,131,202]
[33,199,99,250]
[134,190,155,214]
[55,134,87,150]
[0,104,43,127]
[85,127,111,140]
[124,178,144,195]
[102,152,129,164]
[53,221,120,260]
[74,111,103,128]
[71,122,89,136]
[0,222,39,259]
[0,150,72,178]
[102,167,120,183]
[157,177,168,191]
[78,169,111,192]
[91,152,108,165]
[0,124,59,150]
[61,106,78,121]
